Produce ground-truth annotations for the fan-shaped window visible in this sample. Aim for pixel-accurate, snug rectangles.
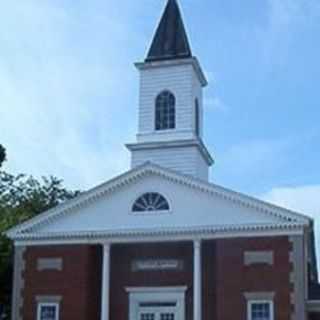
[132,193,170,212]
[155,91,175,130]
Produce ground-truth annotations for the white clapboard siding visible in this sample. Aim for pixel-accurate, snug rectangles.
[129,59,210,181]
[138,63,196,136]
[131,146,208,180]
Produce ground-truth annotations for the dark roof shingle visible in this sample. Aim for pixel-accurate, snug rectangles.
[146,0,192,62]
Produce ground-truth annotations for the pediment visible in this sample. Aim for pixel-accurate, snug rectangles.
[7,163,310,240]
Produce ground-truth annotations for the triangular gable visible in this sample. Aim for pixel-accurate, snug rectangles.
[6,162,311,240]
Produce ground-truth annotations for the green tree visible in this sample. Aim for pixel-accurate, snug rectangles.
[0,145,6,168]
[0,171,79,319]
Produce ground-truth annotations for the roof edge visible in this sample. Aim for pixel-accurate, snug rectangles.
[6,162,311,239]
[11,222,305,244]
[126,138,214,166]
[135,57,208,87]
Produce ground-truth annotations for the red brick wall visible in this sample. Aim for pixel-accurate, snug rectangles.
[22,245,102,320]
[109,242,194,320]
[21,236,293,320]
[202,240,216,320]
[215,236,292,320]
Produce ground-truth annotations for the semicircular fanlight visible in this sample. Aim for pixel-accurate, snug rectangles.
[132,192,170,212]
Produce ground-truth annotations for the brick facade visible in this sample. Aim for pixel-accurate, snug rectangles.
[110,242,193,320]
[22,245,102,320]
[214,237,292,320]
[20,236,297,320]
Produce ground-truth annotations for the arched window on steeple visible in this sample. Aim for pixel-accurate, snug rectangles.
[155,91,176,130]
[195,98,200,136]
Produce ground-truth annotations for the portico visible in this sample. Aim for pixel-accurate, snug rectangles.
[100,239,203,320]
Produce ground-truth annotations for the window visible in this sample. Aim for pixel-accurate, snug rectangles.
[37,303,59,320]
[132,193,170,212]
[248,301,273,320]
[195,98,200,136]
[155,91,175,130]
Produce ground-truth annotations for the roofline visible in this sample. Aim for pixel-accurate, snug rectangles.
[5,162,312,240]
[126,138,214,166]
[135,57,208,87]
[11,222,305,246]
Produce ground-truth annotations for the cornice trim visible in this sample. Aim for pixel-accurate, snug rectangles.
[126,138,214,166]
[6,162,311,240]
[12,222,305,247]
[135,57,208,87]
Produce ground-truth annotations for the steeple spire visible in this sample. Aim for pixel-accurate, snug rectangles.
[145,0,192,62]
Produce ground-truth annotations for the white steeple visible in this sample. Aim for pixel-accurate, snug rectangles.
[126,0,213,181]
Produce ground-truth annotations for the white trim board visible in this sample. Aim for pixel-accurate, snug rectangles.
[126,286,187,293]
[6,162,311,242]
[14,224,304,247]
[307,300,320,312]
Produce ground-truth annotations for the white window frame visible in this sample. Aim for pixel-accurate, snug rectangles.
[247,300,274,320]
[37,302,60,320]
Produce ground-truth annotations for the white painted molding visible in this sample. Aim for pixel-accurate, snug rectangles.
[244,292,275,300]
[126,286,187,293]
[101,242,111,320]
[11,246,25,320]
[126,139,213,166]
[193,239,202,320]
[35,295,62,303]
[13,224,305,247]
[244,251,274,266]
[307,300,320,312]
[6,162,311,241]
[135,57,208,87]
[37,258,63,271]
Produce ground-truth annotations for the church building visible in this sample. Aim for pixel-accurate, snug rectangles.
[7,0,320,319]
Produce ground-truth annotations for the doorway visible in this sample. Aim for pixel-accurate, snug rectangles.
[126,286,186,320]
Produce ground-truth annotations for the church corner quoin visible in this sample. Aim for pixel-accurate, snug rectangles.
[7,0,320,320]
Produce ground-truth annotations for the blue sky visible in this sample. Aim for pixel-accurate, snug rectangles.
[0,0,319,267]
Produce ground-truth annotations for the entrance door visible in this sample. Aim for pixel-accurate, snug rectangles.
[138,303,177,320]
[127,287,186,320]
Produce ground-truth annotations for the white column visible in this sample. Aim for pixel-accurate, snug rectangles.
[193,239,202,320]
[101,242,111,320]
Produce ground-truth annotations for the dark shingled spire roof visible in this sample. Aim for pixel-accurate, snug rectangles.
[146,0,192,62]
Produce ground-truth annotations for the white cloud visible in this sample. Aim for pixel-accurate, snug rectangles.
[0,1,145,190]
[205,97,228,113]
[261,185,320,271]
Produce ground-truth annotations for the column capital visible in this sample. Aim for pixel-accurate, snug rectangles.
[101,242,111,256]
[193,239,202,250]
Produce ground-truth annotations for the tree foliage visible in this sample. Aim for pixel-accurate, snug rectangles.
[0,145,6,168]
[0,171,79,318]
